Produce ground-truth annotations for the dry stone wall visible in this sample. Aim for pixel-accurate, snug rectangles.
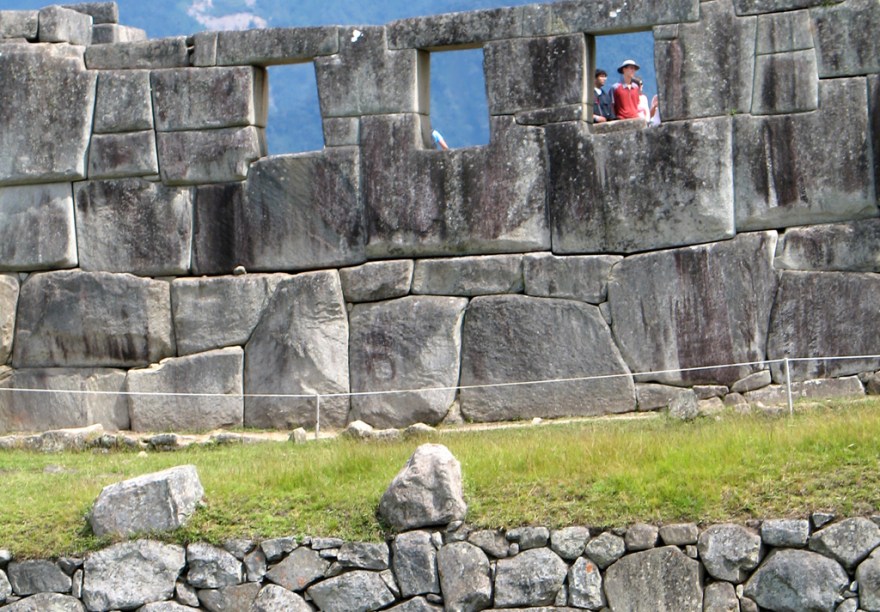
[0,0,878,434]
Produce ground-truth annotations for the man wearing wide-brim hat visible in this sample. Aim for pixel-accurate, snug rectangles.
[612,59,642,119]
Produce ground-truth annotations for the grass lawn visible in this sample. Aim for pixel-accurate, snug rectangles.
[1,398,879,558]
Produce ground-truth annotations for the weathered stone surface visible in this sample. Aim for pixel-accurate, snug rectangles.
[0,368,127,433]
[191,183,246,275]
[323,116,359,146]
[186,543,243,589]
[608,232,777,386]
[0,568,10,600]
[362,114,549,257]
[232,150,365,271]
[704,581,739,612]
[636,384,691,412]
[260,537,297,563]
[584,532,626,570]
[460,295,634,421]
[550,526,590,561]
[626,523,659,551]
[547,117,734,254]
[244,547,267,582]
[484,34,586,116]
[656,1,755,120]
[468,529,509,558]
[437,542,491,612]
[87,131,159,179]
[0,593,84,611]
[307,570,395,611]
[751,50,818,115]
[762,519,810,548]
[337,542,389,570]
[152,67,267,131]
[659,523,699,546]
[192,31,217,67]
[21,423,104,452]
[82,540,186,611]
[0,11,38,39]
[13,271,174,368]
[7,560,71,596]
[812,0,880,77]
[75,178,191,275]
[379,444,466,531]
[137,602,194,612]
[767,271,880,382]
[244,272,349,429]
[157,126,265,185]
[756,10,813,54]
[735,0,834,14]
[412,255,522,296]
[89,465,204,538]
[387,7,521,49]
[90,23,146,44]
[507,526,550,550]
[523,253,620,303]
[0,44,95,185]
[315,27,423,117]
[568,556,605,609]
[857,550,880,611]
[731,370,772,394]
[744,548,848,612]
[339,260,413,303]
[494,548,567,608]
[38,6,91,45]
[775,219,880,272]
[265,546,328,592]
[0,183,76,271]
[386,597,443,612]
[698,524,763,583]
[216,27,338,66]
[392,531,440,597]
[735,79,876,231]
[128,347,243,432]
[524,0,699,36]
[349,296,466,428]
[809,517,880,570]
[251,584,311,612]
[668,391,700,420]
[84,37,189,70]
[93,70,153,133]
[605,546,703,612]
[172,274,284,356]
[62,3,118,24]
[797,377,865,400]
[196,582,261,612]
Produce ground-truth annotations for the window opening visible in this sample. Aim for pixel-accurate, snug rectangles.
[265,63,324,154]
[592,31,657,124]
[429,48,490,149]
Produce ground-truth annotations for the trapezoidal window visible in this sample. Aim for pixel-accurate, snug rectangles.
[590,31,657,124]
[428,47,490,149]
[265,63,325,154]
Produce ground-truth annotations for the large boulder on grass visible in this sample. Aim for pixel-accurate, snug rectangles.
[378,444,466,531]
[89,465,204,537]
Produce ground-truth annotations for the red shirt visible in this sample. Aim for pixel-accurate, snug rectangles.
[612,83,642,120]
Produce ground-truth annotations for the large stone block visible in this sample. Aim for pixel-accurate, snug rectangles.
[459,295,635,422]
[0,593,84,611]
[751,50,818,115]
[191,182,246,275]
[523,0,699,36]
[656,1,756,120]
[437,542,492,611]
[743,549,848,612]
[0,44,95,185]
[91,24,146,44]
[38,5,91,45]
[157,126,265,185]
[0,368,127,433]
[152,67,267,131]
[523,253,620,304]
[315,27,424,117]
[128,348,244,432]
[215,27,338,66]
[93,70,153,133]
[87,131,159,179]
[62,2,118,24]
[171,274,285,356]
[387,8,521,50]
[13,271,174,368]
[244,272,349,429]
[234,150,365,271]
[735,0,839,14]
[0,11,38,39]
[812,0,880,77]
[0,183,77,271]
[74,179,192,276]
[349,296,467,428]
[339,260,413,303]
[608,232,778,386]
[734,78,877,231]
[0,275,17,364]
[412,255,523,296]
[307,571,395,611]
[494,548,567,607]
[755,10,814,54]
[484,34,586,116]
[604,546,703,612]
[767,271,880,382]
[362,114,549,257]
[84,37,189,70]
[775,219,880,272]
[547,117,734,253]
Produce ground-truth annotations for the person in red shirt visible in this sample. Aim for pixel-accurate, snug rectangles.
[612,59,642,120]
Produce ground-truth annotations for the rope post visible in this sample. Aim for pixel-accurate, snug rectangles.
[315,394,321,441]
[784,358,794,417]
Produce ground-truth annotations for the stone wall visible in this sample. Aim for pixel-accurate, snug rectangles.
[0,0,878,434]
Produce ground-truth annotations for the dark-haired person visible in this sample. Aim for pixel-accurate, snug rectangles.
[611,59,642,120]
[592,68,615,123]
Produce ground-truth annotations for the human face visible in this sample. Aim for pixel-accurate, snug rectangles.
[595,73,607,88]
[622,65,636,83]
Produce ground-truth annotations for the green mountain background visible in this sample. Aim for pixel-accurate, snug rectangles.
[10,0,655,153]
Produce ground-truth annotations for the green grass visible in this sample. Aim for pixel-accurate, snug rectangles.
[2,399,880,558]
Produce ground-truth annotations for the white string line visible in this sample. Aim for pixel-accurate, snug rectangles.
[0,354,876,400]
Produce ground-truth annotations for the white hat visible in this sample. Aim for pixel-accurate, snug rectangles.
[617,59,640,73]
